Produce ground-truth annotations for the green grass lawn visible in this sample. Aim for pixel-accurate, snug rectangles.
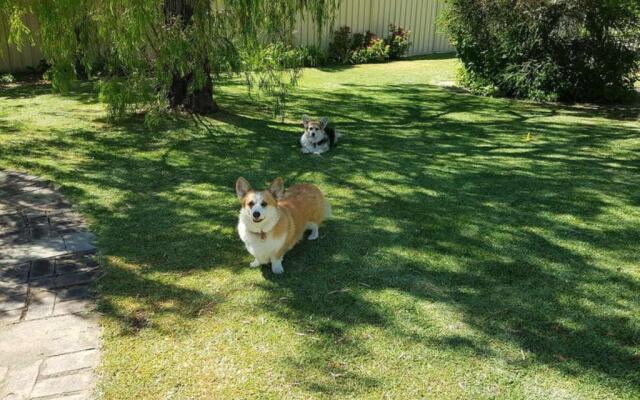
[1,57,639,399]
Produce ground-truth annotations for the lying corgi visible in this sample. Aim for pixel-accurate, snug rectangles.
[300,115,341,154]
[235,177,331,274]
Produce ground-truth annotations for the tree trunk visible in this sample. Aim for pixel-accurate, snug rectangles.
[167,65,217,114]
[73,26,88,80]
[163,0,218,114]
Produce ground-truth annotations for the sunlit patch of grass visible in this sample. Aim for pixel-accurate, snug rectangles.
[1,57,639,399]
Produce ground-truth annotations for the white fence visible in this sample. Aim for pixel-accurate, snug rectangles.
[295,0,454,56]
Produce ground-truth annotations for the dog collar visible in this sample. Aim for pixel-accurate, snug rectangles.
[249,229,268,240]
[246,210,279,240]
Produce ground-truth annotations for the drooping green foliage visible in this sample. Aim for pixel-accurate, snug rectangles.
[3,0,337,119]
[442,0,640,102]
[0,1,34,60]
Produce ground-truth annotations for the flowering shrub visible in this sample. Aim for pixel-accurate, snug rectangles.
[328,25,409,65]
[385,24,411,59]
[350,37,390,64]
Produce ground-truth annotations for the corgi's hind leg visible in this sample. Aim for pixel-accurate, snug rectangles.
[306,222,319,240]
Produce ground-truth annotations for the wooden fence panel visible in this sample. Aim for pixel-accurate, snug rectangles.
[0,14,44,73]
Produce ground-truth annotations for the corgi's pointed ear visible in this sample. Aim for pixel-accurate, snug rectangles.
[302,114,310,127]
[235,177,251,200]
[268,177,285,200]
[320,116,329,128]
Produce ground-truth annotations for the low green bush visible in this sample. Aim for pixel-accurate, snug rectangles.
[0,73,15,84]
[455,66,501,97]
[350,37,390,64]
[385,24,411,60]
[295,45,329,67]
[442,0,640,103]
[328,25,410,65]
[328,26,353,64]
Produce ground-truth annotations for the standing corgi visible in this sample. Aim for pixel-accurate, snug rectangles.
[235,177,331,274]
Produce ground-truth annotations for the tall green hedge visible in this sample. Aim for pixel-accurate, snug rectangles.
[442,0,640,102]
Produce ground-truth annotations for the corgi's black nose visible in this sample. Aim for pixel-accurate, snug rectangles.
[252,211,261,218]
[311,132,316,137]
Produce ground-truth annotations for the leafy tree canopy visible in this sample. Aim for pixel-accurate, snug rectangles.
[2,0,336,120]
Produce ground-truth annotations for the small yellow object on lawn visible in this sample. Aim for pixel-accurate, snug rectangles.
[524,132,533,142]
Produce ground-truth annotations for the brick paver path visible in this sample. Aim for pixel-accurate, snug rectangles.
[0,171,101,400]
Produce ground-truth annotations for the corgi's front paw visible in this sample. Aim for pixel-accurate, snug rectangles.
[301,147,311,154]
[250,259,261,268]
[271,260,284,274]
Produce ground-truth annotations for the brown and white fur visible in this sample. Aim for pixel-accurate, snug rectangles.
[300,115,341,155]
[235,177,330,274]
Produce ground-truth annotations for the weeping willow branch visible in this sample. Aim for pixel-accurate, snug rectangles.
[6,0,337,120]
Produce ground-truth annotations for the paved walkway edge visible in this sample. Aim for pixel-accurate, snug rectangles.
[1,171,102,400]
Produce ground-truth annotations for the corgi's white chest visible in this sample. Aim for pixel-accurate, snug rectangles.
[238,220,285,263]
[300,133,329,154]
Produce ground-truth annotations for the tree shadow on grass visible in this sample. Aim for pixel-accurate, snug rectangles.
[0,81,100,104]
[241,84,639,395]
[0,82,51,99]
[1,80,639,396]
[259,209,639,395]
